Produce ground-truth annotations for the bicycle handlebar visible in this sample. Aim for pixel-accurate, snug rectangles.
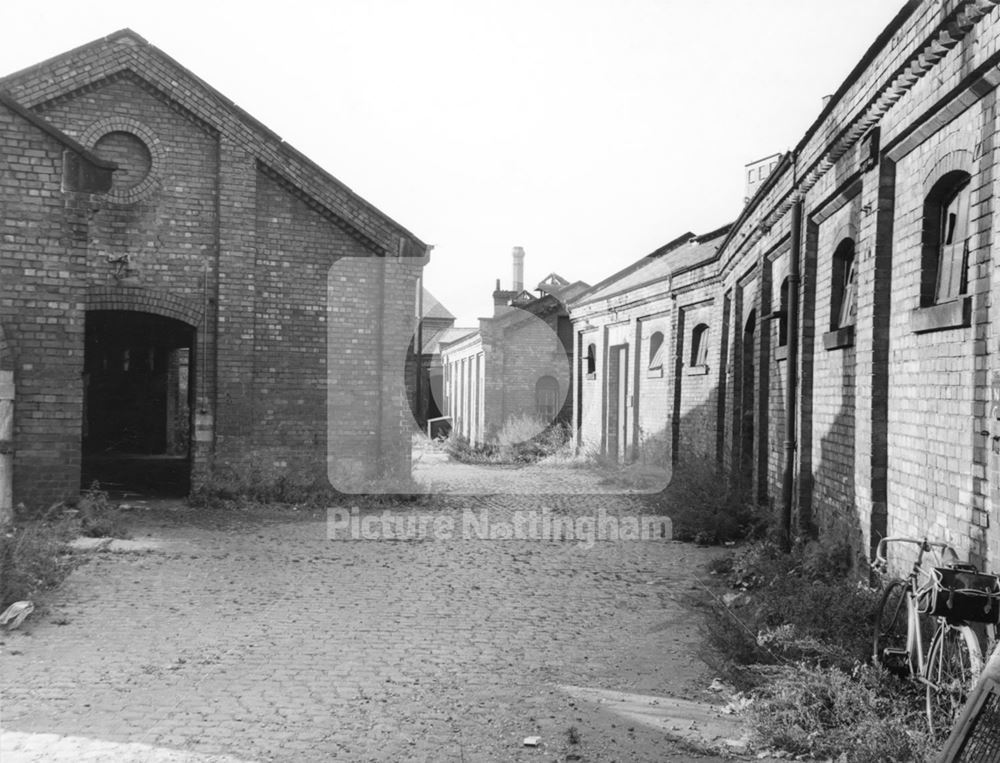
[871,536,960,573]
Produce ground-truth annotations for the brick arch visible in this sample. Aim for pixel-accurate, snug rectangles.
[80,116,165,203]
[828,219,858,250]
[86,285,204,327]
[922,148,974,193]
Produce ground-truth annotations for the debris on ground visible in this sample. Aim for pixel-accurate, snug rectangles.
[0,601,35,630]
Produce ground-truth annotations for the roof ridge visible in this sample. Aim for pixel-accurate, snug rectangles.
[0,30,428,253]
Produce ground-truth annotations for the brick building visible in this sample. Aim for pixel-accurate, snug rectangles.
[568,226,730,468]
[571,0,1000,571]
[440,249,586,445]
[0,30,428,509]
[408,287,474,433]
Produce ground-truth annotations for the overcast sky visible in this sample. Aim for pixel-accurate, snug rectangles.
[2,0,905,326]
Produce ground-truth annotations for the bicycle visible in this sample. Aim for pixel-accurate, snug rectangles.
[871,536,1000,738]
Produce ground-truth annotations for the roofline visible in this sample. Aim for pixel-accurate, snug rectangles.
[437,328,481,351]
[0,29,428,250]
[569,225,732,310]
[569,231,695,308]
[744,152,783,168]
[0,90,117,170]
[714,1,919,263]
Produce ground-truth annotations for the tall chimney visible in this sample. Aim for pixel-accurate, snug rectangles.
[512,246,525,292]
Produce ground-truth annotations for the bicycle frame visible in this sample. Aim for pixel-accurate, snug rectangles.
[873,536,960,677]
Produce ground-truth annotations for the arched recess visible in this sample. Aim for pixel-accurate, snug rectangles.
[0,324,14,524]
[83,287,203,496]
[740,310,757,483]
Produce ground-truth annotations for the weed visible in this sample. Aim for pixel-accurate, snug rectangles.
[565,725,580,745]
[749,662,933,762]
[645,454,766,545]
[0,517,79,610]
[443,416,572,465]
[698,537,938,760]
[189,459,431,510]
[77,482,130,539]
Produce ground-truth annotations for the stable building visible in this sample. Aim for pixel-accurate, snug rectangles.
[568,226,730,466]
[440,248,586,445]
[0,30,428,510]
[572,0,1000,572]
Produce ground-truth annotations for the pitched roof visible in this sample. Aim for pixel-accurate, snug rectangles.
[0,91,116,170]
[571,224,732,308]
[0,29,427,257]
[421,287,455,321]
[422,326,477,355]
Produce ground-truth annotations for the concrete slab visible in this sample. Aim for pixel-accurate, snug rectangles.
[558,684,751,753]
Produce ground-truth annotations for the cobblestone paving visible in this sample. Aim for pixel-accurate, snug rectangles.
[411,443,668,496]
[1,464,735,762]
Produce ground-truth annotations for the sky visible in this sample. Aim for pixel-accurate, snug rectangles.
[1,0,906,326]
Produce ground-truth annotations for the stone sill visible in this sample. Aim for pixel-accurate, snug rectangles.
[647,367,664,379]
[910,296,971,334]
[822,325,855,350]
[585,372,597,381]
[686,365,709,376]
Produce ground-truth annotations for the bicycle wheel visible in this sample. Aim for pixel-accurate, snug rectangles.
[924,623,983,738]
[873,579,911,675]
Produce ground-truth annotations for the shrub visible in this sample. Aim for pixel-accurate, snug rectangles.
[443,416,572,465]
[647,455,766,544]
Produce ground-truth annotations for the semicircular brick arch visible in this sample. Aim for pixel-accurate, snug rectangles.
[86,285,204,327]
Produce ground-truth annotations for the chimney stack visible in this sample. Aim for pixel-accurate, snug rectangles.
[512,246,525,292]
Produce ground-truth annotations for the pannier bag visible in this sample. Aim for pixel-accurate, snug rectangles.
[918,565,1000,624]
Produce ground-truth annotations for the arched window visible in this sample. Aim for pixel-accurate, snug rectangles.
[690,324,709,367]
[922,170,972,306]
[585,343,597,376]
[831,238,856,329]
[536,376,559,421]
[648,331,664,370]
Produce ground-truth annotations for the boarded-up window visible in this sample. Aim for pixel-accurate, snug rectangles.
[831,238,856,329]
[935,180,972,302]
[921,171,972,306]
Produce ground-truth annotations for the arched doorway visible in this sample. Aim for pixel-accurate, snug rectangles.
[739,310,756,483]
[83,310,195,496]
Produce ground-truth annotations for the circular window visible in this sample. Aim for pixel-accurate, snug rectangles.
[94,131,152,190]
[81,118,163,203]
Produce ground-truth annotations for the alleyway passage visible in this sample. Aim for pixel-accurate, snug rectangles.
[1,468,739,761]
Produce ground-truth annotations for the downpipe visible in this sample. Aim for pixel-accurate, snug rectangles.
[781,198,802,552]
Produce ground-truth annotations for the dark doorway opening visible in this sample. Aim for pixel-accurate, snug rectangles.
[82,311,194,497]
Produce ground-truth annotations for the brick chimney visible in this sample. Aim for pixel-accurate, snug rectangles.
[512,246,525,292]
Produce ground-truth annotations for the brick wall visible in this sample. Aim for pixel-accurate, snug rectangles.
[0,33,427,507]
